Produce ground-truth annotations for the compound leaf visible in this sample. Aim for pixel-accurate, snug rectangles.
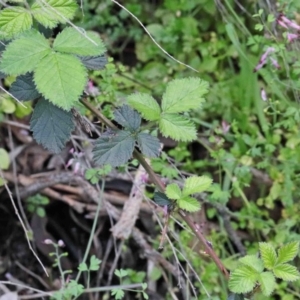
[127,93,161,121]
[53,27,106,56]
[136,132,160,158]
[9,73,40,101]
[161,77,209,113]
[277,242,299,265]
[153,191,173,207]
[159,113,196,142]
[165,183,181,200]
[239,255,264,273]
[0,7,32,39]
[182,176,212,196]
[177,196,201,212]
[114,105,141,132]
[229,265,258,294]
[31,0,78,28]
[258,272,275,296]
[30,98,74,153]
[259,242,277,270]
[0,30,51,75]
[79,55,107,70]
[34,51,87,110]
[93,130,135,167]
[273,264,300,281]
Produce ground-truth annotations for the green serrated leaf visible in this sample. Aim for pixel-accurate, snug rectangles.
[111,288,124,300]
[159,113,196,142]
[136,133,160,158]
[89,255,101,271]
[239,255,264,273]
[182,176,212,196]
[153,191,173,207]
[127,93,161,121]
[273,264,300,281]
[78,262,88,271]
[10,73,40,101]
[93,130,135,167]
[277,242,299,264]
[30,98,74,153]
[114,105,141,132]
[34,51,87,110]
[0,7,33,39]
[0,30,51,75]
[258,271,275,296]
[259,242,277,269]
[165,183,181,200]
[31,0,78,28]
[161,77,209,113]
[53,27,106,56]
[177,196,201,212]
[228,265,258,294]
[79,55,107,70]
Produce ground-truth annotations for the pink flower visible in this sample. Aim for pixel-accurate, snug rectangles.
[287,32,299,43]
[280,15,300,30]
[58,240,65,247]
[43,239,53,245]
[270,57,280,69]
[221,120,230,134]
[260,88,267,101]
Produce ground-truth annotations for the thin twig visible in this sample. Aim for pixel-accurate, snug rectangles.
[0,170,48,276]
[110,0,199,73]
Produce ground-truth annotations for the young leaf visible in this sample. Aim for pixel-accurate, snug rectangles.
[259,242,277,269]
[0,30,51,75]
[78,262,88,271]
[53,28,106,56]
[177,196,201,212]
[89,255,101,271]
[228,265,258,294]
[114,105,141,132]
[161,77,209,113]
[30,98,75,153]
[182,176,212,196]
[273,264,300,281]
[79,55,107,70]
[115,269,128,278]
[0,7,32,39]
[159,114,196,142]
[153,191,173,207]
[127,93,161,121]
[136,132,160,158]
[277,242,299,264]
[111,288,124,300]
[93,130,135,167]
[9,73,40,101]
[165,183,181,200]
[258,271,275,296]
[31,0,78,28]
[239,255,264,273]
[34,52,87,110]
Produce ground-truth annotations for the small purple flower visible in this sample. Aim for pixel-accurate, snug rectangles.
[260,88,267,101]
[280,15,300,30]
[43,239,53,245]
[58,240,65,247]
[287,32,299,43]
[270,57,280,69]
[221,120,230,134]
